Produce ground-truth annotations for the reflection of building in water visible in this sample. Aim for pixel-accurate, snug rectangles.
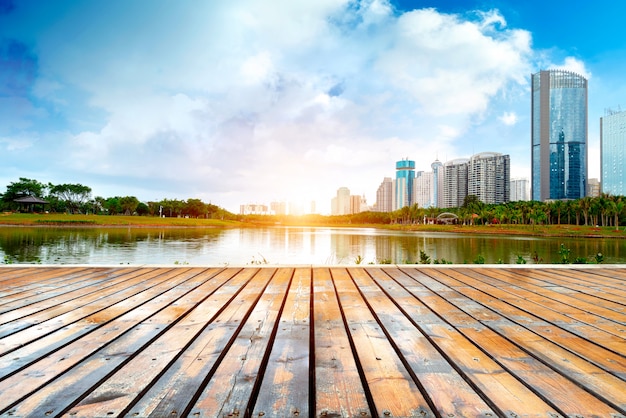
[330,232,364,263]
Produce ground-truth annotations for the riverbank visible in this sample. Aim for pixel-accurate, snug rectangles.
[1,212,625,239]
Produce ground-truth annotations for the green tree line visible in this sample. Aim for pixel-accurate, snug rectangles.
[0,177,234,219]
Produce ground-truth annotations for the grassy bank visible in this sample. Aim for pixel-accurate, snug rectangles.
[0,213,241,228]
[1,212,625,239]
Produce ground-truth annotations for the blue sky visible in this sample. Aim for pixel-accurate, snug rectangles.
[1,0,625,213]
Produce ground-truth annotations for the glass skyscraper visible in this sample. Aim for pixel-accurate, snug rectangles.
[395,159,415,210]
[531,70,588,201]
[601,109,626,196]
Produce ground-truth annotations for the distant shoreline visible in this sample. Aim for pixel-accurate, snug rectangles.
[1,213,624,239]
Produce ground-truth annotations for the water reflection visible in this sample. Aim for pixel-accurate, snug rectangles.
[0,226,622,265]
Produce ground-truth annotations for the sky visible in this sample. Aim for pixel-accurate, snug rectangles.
[2,0,626,214]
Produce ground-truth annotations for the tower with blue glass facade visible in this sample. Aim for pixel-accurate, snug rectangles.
[601,108,626,196]
[394,159,415,210]
[531,70,588,201]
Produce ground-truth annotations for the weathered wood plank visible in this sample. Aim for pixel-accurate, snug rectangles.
[350,267,497,417]
[385,267,561,416]
[178,268,290,417]
[312,267,371,418]
[0,267,155,329]
[0,267,106,306]
[0,268,186,348]
[0,267,216,378]
[63,268,264,417]
[455,267,626,353]
[331,267,435,417]
[0,266,624,417]
[406,267,626,415]
[251,267,311,418]
[0,268,241,416]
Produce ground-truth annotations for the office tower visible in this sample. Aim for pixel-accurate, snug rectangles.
[431,159,444,207]
[587,178,601,197]
[395,159,415,210]
[468,152,510,204]
[510,178,529,201]
[443,158,469,208]
[531,69,588,201]
[331,187,351,215]
[414,170,434,208]
[600,108,626,196]
[375,177,393,212]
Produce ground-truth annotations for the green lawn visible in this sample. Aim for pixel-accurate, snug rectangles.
[1,212,624,239]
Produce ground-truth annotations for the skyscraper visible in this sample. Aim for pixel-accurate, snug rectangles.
[468,152,510,204]
[531,69,588,201]
[443,158,469,208]
[375,177,394,212]
[431,159,444,207]
[510,178,529,201]
[600,108,626,196]
[395,159,415,210]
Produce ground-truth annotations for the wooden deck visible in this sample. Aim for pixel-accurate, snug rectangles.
[0,265,624,417]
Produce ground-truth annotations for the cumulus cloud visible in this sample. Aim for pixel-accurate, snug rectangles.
[499,111,518,125]
[554,56,591,79]
[2,0,537,211]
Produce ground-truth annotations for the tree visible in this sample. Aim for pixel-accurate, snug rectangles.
[136,202,150,216]
[1,178,47,210]
[184,198,207,218]
[49,183,92,214]
[104,197,122,215]
[120,196,140,215]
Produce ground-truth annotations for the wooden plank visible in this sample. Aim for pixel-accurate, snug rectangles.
[450,268,626,350]
[383,267,560,416]
[176,268,291,417]
[251,267,311,418]
[402,267,625,416]
[0,267,152,329]
[312,267,371,418]
[490,268,626,339]
[446,268,626,379]
[0,268,216,377]
[65,267,270,417]
[350,267,497,417]
[0,267,102,304]
[0,268,242,417]
[0,268,185,349]
[331,268,435,417]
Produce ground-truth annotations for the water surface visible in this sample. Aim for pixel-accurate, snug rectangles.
[0,226,622,265]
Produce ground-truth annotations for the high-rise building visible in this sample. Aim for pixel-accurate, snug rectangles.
[468,152,510,204]
[375,177,393,212]
[431,159,444,207]
[510,178,529,201]
[443,158,469,208]
[531,69,588,201]
[600,108,626,196]
[587,178,601,197]
[395,159,415,210]
[414,170,434,208]
[331,187,351,215]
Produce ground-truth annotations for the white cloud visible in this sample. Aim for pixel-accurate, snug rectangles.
[554,56,592,79]
[499,111,518,126]
[3,1,539,212]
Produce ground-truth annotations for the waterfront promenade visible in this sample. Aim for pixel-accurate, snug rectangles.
[0,265,624,417]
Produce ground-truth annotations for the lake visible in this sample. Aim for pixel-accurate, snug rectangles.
[0,226,623,265]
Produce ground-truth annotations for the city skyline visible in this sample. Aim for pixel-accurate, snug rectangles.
[2,0,625,214]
